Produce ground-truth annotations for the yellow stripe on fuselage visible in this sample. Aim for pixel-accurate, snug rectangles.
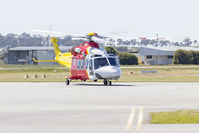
[55,52,72,69]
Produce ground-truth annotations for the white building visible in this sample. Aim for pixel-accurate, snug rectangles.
[131,47,199,65]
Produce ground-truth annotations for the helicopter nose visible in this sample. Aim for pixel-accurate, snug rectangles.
[95,66,121,80]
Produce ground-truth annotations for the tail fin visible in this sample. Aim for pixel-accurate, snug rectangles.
[51,37,61,57]
[50,37,72,68]
[32,37,72,68]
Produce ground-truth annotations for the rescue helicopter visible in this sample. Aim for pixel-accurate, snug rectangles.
[32,32,121,86]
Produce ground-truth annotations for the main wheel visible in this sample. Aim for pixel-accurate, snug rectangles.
[109,81,112,86]
[66,79,70,85]
[104,80,108,86]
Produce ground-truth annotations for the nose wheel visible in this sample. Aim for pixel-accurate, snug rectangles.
[104,80,112,86]
[66,78,71,85]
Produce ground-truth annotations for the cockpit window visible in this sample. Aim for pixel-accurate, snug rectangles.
[108,58,119,67]
[94,58,109,69]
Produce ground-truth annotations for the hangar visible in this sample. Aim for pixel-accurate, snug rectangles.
[7,46,72,65]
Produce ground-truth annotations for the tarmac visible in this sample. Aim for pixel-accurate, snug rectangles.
[0,82,199,133]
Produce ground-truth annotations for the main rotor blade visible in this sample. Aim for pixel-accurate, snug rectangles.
[29,29,85,38]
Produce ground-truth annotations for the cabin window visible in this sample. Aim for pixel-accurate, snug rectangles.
[77,59,81,70]
[94,55,102,57]
[94,58,109,70]
[85,59,88,69]
[108,57,119,67]
[89,59,93,70]
[81,60,85,70]
[73,59,76,66]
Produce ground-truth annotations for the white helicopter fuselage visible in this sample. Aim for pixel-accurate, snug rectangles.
[86,47,121,81]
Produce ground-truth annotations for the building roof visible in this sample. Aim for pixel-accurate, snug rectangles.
[138,47,199,56]
[150,47,199,52]
[10,46,73,51]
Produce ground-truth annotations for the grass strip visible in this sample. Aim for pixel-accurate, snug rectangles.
[150,110,199,124]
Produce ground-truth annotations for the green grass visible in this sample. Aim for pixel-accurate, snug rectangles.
[0,64,63,68]
[150,110,199,124]
[120,67,199,82]
[1,64,199,82]
[0,68,68,73]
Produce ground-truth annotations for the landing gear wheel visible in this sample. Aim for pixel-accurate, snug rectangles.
[109,81,112,86]
[104,80,108,86]
[66,79,70,85]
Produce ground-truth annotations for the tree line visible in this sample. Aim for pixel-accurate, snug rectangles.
[0,33,84,48]
[174,49,199,64]
[0,33,197,48]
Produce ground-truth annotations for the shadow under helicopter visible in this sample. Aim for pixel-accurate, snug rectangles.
[72,83,134,87]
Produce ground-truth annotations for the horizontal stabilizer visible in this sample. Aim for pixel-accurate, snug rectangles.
[32,58,56,62]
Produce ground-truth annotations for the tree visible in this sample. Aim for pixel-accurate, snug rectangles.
[174,49,198,64]
[141,39,150,46]
[183,37,192,46]
[104,46,118,55]
[174,49,190,64]
[190,50,199,64]
[118,52,138,65]
[194,40,198,45]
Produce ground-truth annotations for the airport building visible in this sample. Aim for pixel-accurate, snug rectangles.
[131,47,199,65]
[7,46,72,65]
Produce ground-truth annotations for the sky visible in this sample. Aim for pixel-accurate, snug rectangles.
[1,0,199,41]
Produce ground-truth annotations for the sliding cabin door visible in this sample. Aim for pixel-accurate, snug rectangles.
[71,57,88,80]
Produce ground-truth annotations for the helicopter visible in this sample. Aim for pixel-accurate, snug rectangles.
[32,32,121,86]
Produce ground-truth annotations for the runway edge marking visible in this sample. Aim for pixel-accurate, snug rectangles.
[125,107,136,130]
[136,107,144,130]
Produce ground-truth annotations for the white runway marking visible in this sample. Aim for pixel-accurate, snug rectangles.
[125,107,144,131]
[136,107,144,130]
[125,107,136,130]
